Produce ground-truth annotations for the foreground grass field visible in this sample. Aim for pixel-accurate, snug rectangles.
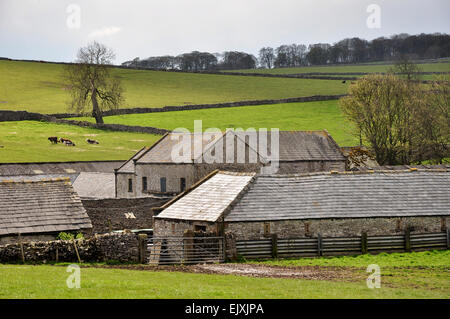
[228,62,450,74]
[71,100,358,146]
[0,60,349,114]
[0,121,160,163]
[0,251,448,298]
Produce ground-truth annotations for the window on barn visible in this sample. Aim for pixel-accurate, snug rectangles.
[264,222,270,236]
[194,225,207,232]
[128,179,133,193]
[180,178,186,192]
[142,177,147,192]
[160,177,166,193]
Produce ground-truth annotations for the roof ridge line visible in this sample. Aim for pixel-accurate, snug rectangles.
[258,168,450,178]
[0,177,71,184]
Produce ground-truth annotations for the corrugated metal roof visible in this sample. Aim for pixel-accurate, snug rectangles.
[225,170,450,221]
[155,172,255,222]
[0,178,92,236]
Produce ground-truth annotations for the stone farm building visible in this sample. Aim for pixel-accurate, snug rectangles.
[115,130,347,198]
[0,178,92,245]
[153,169,450,240]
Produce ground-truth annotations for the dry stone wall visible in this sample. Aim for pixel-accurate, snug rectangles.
[0,233,146,263]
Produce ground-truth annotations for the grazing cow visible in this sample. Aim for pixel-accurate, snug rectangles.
[59,138,75,146]
[48,137,58,144]
[86,139,99,145]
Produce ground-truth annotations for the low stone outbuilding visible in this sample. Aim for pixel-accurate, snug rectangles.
[116,130,347,198]
[153,169,450,240]
[0,178,92,244]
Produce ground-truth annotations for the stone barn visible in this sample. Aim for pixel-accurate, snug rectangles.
[0,178,92,245]
[115,130,347,198]
[153,169,450,240]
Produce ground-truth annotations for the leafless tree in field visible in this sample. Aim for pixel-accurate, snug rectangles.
[64,42,124,124]
[340,73,450,165]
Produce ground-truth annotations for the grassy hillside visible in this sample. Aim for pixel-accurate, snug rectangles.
[70,100,358,146]
[0,60,349,114]
[227,62,450,74]
[0,121,161,163]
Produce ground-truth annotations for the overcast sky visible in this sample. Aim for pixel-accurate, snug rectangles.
[0,0,449,64]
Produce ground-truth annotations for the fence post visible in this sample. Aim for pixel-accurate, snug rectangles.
[405,228,411,252]
[72,239,81,263]
[183,230,194,264]
[361,232,368,254]
[271,234,278,259]
[18,233,25,263]
[447,227,450,250]
[317,233,323,257]
[138,234,148,264]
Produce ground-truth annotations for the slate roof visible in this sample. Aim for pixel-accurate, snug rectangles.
[72,172,115,199]
[353,164,450,172]
[0,178,92,236]
[155,169,450,223]
[137,132,224,164]
[124,130,345,166]
[0,161,122,176]
[226,170,450,221]
[155,172,255,222]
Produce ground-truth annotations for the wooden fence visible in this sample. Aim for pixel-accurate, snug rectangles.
[236,230,449,259]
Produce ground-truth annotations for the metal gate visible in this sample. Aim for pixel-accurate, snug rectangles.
[148,236,225,265]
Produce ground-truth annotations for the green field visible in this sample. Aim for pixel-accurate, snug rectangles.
[0,121,160,163]
[0,60,349,114]
[70,100,358,146]
[227,62,450,75]
[0,250,448,298]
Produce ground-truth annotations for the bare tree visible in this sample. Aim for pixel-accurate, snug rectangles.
[388,55,422,82]
[339,74,415,165]
[259,47,275,69]
[411,75,450,163]
[64,42,124,124]
[340,73,450,165]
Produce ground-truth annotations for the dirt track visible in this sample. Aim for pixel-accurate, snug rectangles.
[85,263,364,282]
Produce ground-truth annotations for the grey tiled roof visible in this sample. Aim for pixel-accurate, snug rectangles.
[225,170,450,221]
[130,130,345,165]
[155,172,255,222]
[353,164,450,171]
[0,161,122,176]
[137,132,223,164]
[0,178,92,236]
[72,172,115,199]
[116,146,150,173]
